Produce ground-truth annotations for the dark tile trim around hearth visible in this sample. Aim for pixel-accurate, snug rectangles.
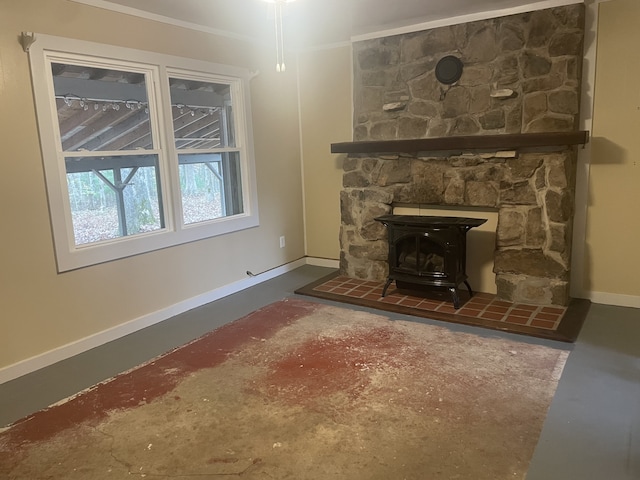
[295,272,590,343]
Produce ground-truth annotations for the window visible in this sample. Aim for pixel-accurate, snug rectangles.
[28,35,258,271]
[167,74,244,225]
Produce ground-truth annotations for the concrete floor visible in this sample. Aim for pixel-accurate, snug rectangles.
[1,265,639,479]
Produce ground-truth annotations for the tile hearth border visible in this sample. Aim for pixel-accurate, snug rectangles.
[295,272,590,343]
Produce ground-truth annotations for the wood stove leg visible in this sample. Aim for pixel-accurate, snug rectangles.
[449,287,460,309]
[381,278,393,297]
[464,280,474,298]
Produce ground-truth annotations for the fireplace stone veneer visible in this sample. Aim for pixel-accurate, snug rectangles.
[339,148,578,306]
[338,4,585,307]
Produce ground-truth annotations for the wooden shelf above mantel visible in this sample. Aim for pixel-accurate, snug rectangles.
[330,131,589,155]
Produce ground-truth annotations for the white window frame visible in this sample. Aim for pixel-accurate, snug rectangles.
[28,34,259,272]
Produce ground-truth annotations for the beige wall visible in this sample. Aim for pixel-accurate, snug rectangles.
[0,0,304,370]
[298,46,351,260]
[3,0,639,375]
[585,0,640,300]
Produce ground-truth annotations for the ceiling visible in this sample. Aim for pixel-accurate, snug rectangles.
[77,0,579,48]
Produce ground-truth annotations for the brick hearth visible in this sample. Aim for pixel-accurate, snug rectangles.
[295,273,589,342]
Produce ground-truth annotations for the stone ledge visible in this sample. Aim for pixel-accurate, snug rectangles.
[331,131,589,155]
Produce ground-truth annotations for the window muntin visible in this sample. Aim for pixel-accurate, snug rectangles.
[28,35,259,271]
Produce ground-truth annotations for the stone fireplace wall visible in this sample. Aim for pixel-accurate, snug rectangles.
[340,4,585,306]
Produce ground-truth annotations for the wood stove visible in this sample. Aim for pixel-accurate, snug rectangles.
[375,215,487,308]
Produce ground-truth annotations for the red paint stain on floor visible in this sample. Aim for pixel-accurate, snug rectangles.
[1,299,318,451]
[262,325,411,404]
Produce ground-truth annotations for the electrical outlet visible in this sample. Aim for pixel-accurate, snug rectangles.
[279,236,286,248]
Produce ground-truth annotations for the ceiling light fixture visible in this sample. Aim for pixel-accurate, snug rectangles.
[262,0,298,72]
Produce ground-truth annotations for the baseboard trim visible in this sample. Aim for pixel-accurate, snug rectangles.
[0,258,307,385]
[15,256,631,385]
[589,291,640,309]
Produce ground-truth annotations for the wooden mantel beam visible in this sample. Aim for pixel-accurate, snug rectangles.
[330,131,589,155]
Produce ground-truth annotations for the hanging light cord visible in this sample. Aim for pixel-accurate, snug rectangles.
[274,1,286,72]
[264,0,296,72]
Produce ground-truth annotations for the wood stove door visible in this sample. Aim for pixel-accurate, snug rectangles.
[393,234,447,280]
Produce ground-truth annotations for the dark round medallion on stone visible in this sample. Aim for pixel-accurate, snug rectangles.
[435,56,464,85]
